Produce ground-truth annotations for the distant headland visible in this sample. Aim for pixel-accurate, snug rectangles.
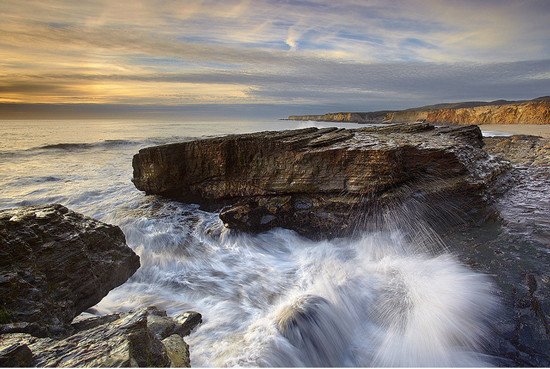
[287,96,550,124]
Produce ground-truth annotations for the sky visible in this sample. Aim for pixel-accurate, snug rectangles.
[1,0,549,118]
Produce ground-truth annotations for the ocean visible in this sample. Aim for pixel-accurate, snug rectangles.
[1,119,548,366]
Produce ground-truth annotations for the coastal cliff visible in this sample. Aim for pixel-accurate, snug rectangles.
[287,111,389,123]
[288,96,550,124]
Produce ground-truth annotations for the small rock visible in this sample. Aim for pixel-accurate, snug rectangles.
[174,311,202,336]
[0,308,173,367]
[162,334,190,368]
[147,314,177,340]
[260,215,276,225]
[71,313,120,333]
[0,342,34,367]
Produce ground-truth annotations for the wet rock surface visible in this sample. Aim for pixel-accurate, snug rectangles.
[132,123,509,238]
[0,307,201,367]
[443,135,550,366]
[484,134,550,167]
[0,204,140,337]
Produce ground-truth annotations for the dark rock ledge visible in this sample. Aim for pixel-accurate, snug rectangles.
[0,204,202,367]
[132,123,510,238]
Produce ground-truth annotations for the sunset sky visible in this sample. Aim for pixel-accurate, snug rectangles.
[1,0,549,118]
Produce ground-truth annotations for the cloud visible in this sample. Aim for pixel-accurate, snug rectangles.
[285,25,304,51]
[0,0,549,109]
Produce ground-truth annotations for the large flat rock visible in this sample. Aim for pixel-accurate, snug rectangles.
[132,123,509,237]
[0,204,140,336]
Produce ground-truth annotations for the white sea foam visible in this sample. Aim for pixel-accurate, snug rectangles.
[94,207,498,367]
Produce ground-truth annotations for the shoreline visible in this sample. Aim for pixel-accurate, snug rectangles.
[479,124,550,138]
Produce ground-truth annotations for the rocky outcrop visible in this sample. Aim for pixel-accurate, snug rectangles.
[0,307,202,367]
[0,204,140,337]
[0,205,205,367]
[288,96,550,125]
[484,135,550,166]
[287,111,389,123]
[132,123,509,238]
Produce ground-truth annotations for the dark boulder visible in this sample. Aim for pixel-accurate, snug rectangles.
[0,204,140,336]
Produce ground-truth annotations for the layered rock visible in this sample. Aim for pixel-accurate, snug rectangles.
[484,135,550,166]
[386,97,550,125]
[288,96,550,125]
[0,204,140,337]
[132,123,509,237]
[0,307,202,367]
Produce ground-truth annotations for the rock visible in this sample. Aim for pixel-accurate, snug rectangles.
[0,204,140,336]
[147,314,177,340]
[132,124,508,238]
[0,308,197,367]
[162,334,190,368]
[275,295,349,367]
[0,341,34,367]
[1,309,169,367]
[174,311,202,336]
[484,135,550,167]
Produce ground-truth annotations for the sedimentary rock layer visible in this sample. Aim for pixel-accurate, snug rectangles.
[132,123,508,237]
[387,98,550,124]
[0,204,140,336]
[288,96,550,124]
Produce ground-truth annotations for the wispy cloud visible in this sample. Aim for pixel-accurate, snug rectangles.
[0,0,548,109]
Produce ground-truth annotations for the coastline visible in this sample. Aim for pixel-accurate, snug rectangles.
[480,123,550,138]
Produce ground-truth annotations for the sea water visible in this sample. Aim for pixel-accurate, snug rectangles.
[0,119,542,366]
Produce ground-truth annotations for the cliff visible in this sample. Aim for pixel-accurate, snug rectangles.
[287,111,389,123]
[288,96,550,125]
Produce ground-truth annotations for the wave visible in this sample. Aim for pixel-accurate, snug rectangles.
[36,139,138,151]
[92,200,499,367]
[0,136,194,159]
